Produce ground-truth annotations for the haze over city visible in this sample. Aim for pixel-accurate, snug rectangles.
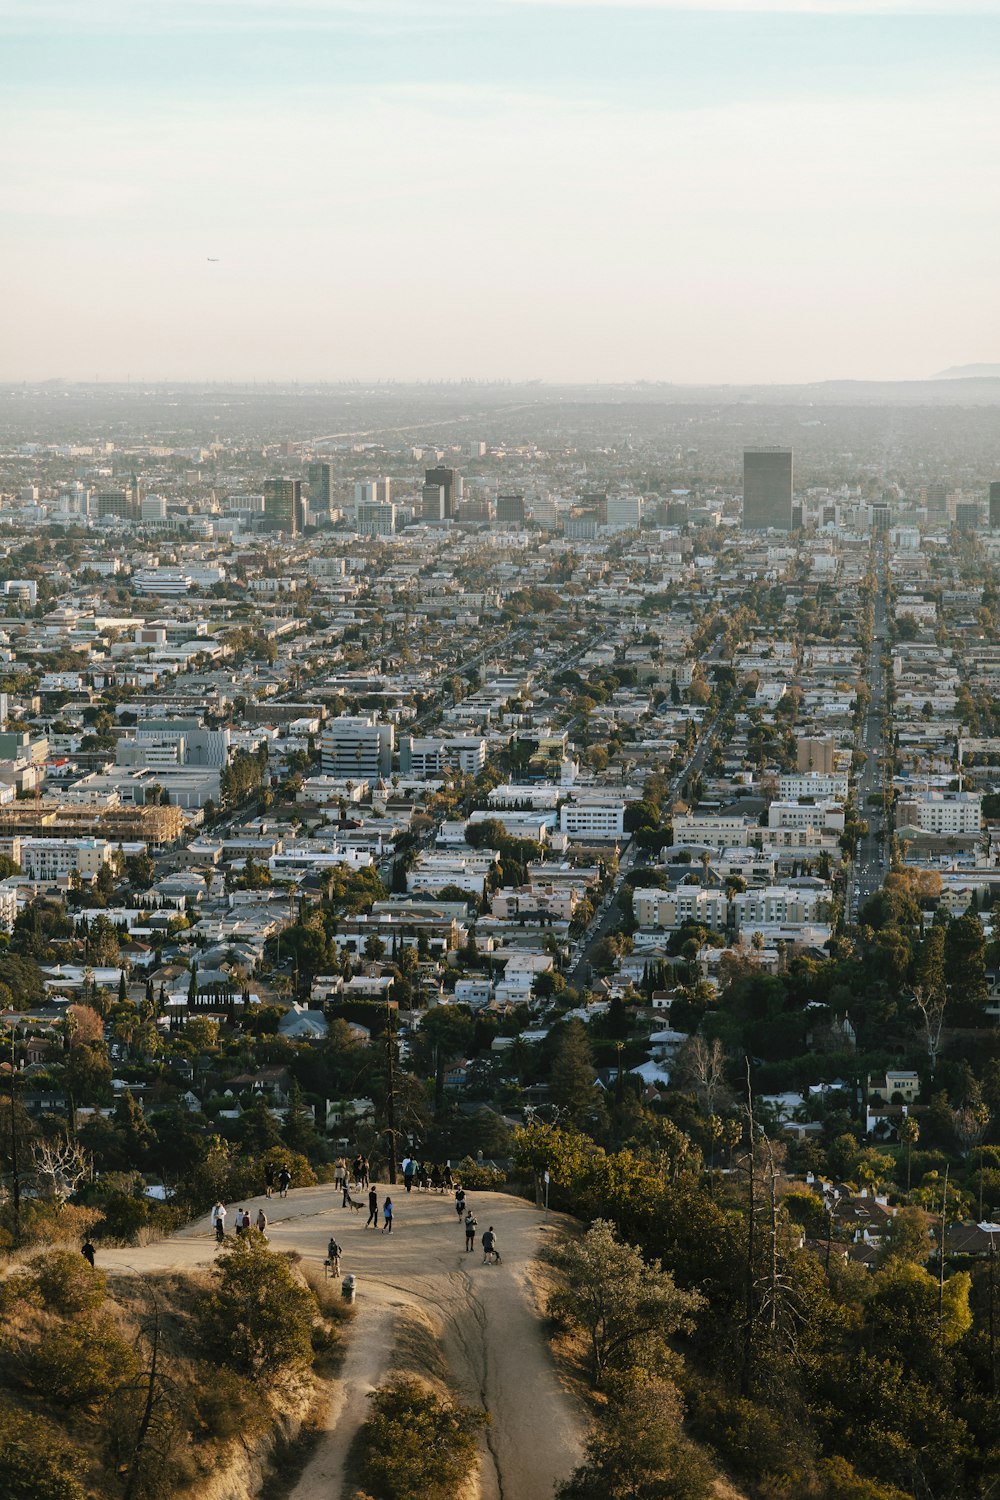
[3,0,1000,384]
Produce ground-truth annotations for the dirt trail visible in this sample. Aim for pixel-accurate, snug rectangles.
[100,1185,586,1500]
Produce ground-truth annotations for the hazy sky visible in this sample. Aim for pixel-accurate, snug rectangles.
[2,0,999,384]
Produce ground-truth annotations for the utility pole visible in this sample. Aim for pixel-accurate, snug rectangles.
[384,1002,398,1185]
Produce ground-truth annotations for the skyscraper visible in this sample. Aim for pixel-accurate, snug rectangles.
[262,479,303,535]
[990,482,1000,529]
[743,448,793,531]
[425,466,460,519]
[307,462,334,514]
[496,494,526,528]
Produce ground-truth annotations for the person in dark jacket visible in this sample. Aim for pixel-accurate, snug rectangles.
[366,1185,379,1228]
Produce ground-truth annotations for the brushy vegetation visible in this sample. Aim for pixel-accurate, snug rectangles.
[0,1238,345,1499]
[353,1376,487,1500]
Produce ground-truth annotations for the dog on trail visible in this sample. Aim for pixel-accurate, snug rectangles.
[345,1194,363,1213]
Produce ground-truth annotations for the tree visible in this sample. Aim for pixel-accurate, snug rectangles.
[899,1115,920,1192]
[557,1380,714,1500]
[551,1019,606,1130]
[676,1037,729,1116]
[198,1234,315,1381]
[550,1220,703,1387]
[945,912,987,1015]
[30,1134,91,1203]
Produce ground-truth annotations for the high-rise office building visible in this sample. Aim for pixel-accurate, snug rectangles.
[425,466,460,519]
[496,494,526,528]
[262,479,303,535]
[990,482,1000,529]
[356,502,396,537]
[96,488,134,520]
[307,462,334,514]
[605,495,642,531]
[320,715,394,783]
[955,502,980,533]
[743,448,793,531]
[421,484,447,523]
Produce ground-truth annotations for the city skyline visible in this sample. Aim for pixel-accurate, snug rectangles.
[3,0,999,384]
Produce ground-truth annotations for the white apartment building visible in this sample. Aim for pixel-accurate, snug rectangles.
[605,495,643,531]
[732,886,827,928]
[491,884,578,921]
[778,772,849,800]
[673,812,755,848]
[632,887,729,931]
[356,502,396,537]
[896,791,982,835]
[768,800,845,833]
[559,798,625,840]
[399,735,487,778]
[320,716,394,784]
[406,851,497,896]
[19,837,114,882]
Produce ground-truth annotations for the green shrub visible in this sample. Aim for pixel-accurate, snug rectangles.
[455,1156,507,1190]
[0,1403,87,1500]
[17,1314,139,1410]
[357,1376,486,1500]
[29,1250,107,1317]
[197,1234,315,1381]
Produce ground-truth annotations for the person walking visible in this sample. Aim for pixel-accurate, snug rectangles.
[455,1186,466,1219]
[264,1163,275,1199]
[235,1208,245,1237]
[81,1240,96,1267]
[278,1165,292,1199]
[327,1236,342,1276]
[464,1211,477,1253]
[366,1185,379,1228]
[242,1208,252,1235]
[334,1157,346,1193]
[352,1155,363,1189]
[360,1157,371,1189]
[342,1172,352,1208]
[443,1164,454,1190]
[256,1208,268,1238]
[403,1157,415,1194]
[482,1226,500,1264]
[382,1195,393,1234]
[212,1201,227,1243]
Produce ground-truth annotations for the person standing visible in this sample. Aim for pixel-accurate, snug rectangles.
[81,1240,96,1267]
[264,1163,275,1199]
[464,1211,477,1253]
[242,1209,252,1235]
[482,1226,500,1264]
[403,1157,415,1194]
[352,1155,363,1189]
[334,1157,346,1194]
[328,1236,342,1276]
[278,1165,292,1199]
[256,1208,268,1238]
[235,1208,245,1237]
[366,1185,379,1228]
[342,1172,352,1208]
[212,1202,227,1242]
[382,1196,393,1234]
[360,1157,371,1189]
[455,1186,466,1219]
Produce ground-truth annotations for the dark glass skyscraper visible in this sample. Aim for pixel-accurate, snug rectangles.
[743,448,793,531]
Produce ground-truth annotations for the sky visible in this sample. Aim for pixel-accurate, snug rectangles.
[2,0,999,385]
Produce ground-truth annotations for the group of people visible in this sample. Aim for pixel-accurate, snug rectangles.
[263,1163,293,1199]
[211,1201,268,1243]
[401,1156,454,1194]
[333,1156,371,1192]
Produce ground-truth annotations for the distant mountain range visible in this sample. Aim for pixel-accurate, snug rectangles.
[935,364,1000,378]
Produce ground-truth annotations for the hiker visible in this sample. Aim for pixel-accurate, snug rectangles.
[464,1211,477,1253]
[81,1240,96,1267]
[235,1208,245,1236]
[366,1185,379,1228]
[352,1155,363,1189]
[403,1157,415,1194]
[242,1208,252,1235]
[278,1165,292,1199]
[382,1195,393,1234]
[430,1164,443,1193]
[256,1208,268,1238]
[342,1171,352,1208]
[482,1225,500,1264]
[455,1186,466,1218]
[443,1164,454,1190]
[334,1157,346,1191]
[360,1157,371,1189]
[417,1161,429,1191]
[212,1202,226,1242]
[264,1162,275,1199]
[327,1236,342,1276]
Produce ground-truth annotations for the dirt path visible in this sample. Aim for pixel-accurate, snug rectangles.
[99,1185,586,1500]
